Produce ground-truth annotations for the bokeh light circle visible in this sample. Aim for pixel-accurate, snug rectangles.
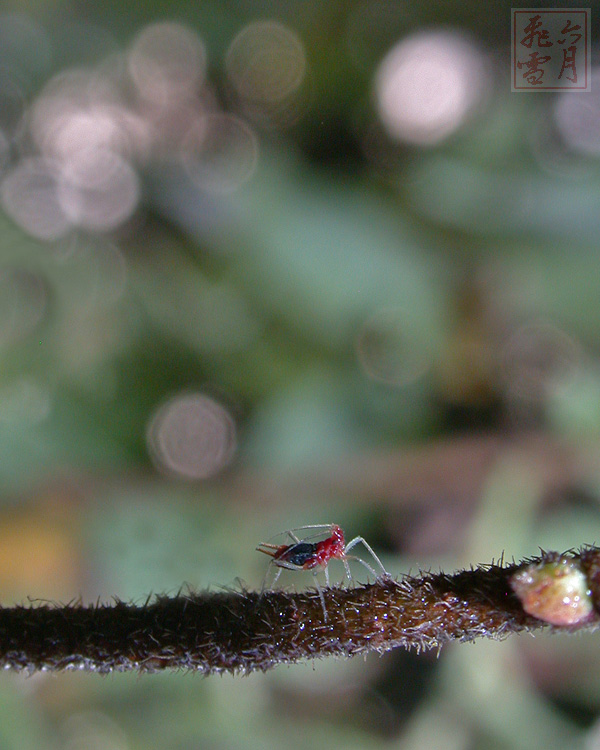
[147,393,236,480]
[1,157,70,240]
[57,148,140,231]
[128,22,207,105]
[374,29,486,145]
[181,113,258,193]
[356,307,432,386]
[226,20,306,104]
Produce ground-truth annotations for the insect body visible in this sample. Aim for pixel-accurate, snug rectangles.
[256,524,388,619]
[273,541,319,568]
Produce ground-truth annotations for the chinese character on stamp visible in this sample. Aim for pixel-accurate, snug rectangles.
[512,9,591,91]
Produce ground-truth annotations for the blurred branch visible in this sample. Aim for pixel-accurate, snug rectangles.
[1,547,599,675]
[230,433,586,512]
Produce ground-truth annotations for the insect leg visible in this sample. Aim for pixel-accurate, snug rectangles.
[346,555,378,579]
[312,571,328,621]
[288,524,335,532]
[262,558,304,592]
[260,559,283,594]
[344,536,388,577]
[270,565,283,588]
[284,524,335,539]
[342,557,353,582]
[272,559,306,572]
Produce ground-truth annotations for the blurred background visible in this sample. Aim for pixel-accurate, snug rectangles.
[1,0,600,748]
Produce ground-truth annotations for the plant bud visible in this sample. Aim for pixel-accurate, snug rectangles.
[511,556,593,626]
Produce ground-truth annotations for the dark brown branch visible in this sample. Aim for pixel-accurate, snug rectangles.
[1,547,599,675]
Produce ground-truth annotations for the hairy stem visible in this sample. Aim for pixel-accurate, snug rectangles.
[1,547,599,675]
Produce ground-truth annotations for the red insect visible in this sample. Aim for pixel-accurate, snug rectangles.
[256,523,387,619]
